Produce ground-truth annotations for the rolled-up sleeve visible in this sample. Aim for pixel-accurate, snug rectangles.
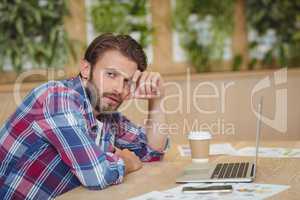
[37,93,125,190]
[114,113,169,162]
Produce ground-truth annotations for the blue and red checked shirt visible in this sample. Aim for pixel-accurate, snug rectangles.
[0,76,166,200]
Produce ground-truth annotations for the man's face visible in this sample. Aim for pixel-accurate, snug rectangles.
[87,50,138,113]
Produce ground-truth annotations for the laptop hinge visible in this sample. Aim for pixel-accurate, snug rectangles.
[250,164,255,177]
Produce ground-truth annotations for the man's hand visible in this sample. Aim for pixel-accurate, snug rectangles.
[115,148,142,174]
[126,71,168,152]
[129,71,164,99]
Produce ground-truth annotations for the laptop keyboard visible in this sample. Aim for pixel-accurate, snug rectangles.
[211,162,249,179]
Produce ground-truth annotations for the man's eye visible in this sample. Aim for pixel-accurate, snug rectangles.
[106,72,115,78]
[124,79,132,86]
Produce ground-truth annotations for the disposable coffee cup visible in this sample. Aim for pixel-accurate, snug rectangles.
[188,131,212,163]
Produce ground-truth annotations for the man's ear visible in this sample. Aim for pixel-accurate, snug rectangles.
[79,59,91,80]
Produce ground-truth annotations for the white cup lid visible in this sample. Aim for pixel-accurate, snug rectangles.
[188,131,212,140]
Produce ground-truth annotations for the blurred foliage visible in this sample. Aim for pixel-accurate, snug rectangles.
[90,0,152,48]
[174,0,300,72]
[173,0,234,72]
[247,0,300,69]
[0,0,76,72]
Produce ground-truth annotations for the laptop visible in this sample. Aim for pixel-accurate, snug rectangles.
[176,97,263,183]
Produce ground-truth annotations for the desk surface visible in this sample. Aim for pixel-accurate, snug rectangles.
[57,141,300,200]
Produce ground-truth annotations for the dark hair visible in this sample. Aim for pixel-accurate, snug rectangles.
[84,33,147,72]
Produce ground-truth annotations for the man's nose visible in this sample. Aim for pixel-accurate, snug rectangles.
[112,77,124,94]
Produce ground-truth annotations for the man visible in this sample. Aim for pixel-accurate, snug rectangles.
[0,33,169,199]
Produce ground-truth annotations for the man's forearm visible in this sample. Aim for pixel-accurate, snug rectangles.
[145,98,168,151]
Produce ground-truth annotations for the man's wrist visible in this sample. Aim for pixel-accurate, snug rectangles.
[148,95,164,111]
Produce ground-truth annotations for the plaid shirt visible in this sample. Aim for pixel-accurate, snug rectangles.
[0,76,166,200]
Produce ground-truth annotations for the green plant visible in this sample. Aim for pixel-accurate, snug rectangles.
[89,0,152,48]
[246,0,300,68]
[0,0,76,72]
[173,0,234,72]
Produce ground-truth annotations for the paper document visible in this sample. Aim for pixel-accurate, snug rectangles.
[129,183,289,200]
[236,147,300,158]
[178,143,237,157]
[178,144,300,158]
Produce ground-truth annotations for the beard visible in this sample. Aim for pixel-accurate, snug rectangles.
[84,80,122,114]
